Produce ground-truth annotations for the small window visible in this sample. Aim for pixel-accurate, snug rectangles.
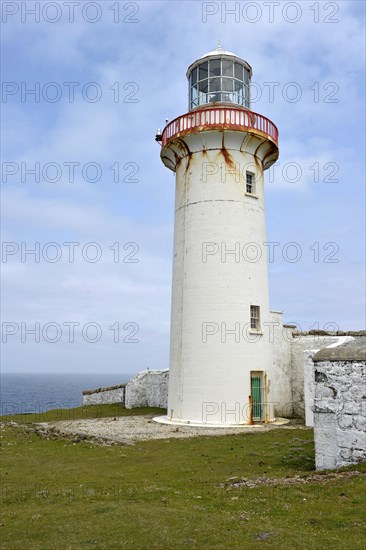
[250,305,260,331]
[246,171,255,194]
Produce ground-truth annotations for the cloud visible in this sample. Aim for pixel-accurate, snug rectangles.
[1,0,365,374]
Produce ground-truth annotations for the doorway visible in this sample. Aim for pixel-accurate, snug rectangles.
[250,371,264,421]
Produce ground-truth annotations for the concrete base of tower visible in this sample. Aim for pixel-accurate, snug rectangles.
[153,415,289,428]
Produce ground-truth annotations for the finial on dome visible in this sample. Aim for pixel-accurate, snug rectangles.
[216,40,224,52]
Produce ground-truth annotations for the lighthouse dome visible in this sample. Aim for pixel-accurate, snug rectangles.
[198,44,237,59]
[186,43,252,111]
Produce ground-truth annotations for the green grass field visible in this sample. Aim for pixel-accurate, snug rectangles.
[1,406,365,549]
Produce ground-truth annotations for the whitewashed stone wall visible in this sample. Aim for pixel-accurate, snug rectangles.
[303,337,355,427]
[313,359,366,470]
[125,370,168,409]
[82,385,125,406]
[269,329,366,419]
[268,325,355,419]
[290,335,349,417]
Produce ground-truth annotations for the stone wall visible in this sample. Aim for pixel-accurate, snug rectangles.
[269,324,358,419]
[125,370,168,409]
[303,337,355,427]
[82,384,125,406]
[290,334,347,418]
[312,341,366,469]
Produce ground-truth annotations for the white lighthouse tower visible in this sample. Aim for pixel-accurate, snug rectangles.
[158,45,279,426]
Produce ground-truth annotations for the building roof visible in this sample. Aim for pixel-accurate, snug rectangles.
[313,337,366,362]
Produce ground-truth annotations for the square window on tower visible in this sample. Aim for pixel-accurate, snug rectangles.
[246,171,255,194]
[250,305,261,331]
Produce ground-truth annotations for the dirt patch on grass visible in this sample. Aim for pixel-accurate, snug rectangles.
[222,469,366,489]
[2,415,306,446]
[36,415,263,444]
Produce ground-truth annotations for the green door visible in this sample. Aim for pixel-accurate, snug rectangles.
[251,374,263,421]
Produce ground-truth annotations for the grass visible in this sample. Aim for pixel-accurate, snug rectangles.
[1,406,365,549]
[1,403,164,424]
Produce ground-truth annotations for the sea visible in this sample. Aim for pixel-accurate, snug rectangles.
[0,372,135,417]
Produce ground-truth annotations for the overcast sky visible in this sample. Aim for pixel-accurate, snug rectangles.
[1,0,365,375]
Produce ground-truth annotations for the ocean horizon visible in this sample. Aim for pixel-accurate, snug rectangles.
[0,372,136,417]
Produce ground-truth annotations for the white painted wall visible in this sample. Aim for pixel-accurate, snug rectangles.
[162,129,278,425]
[269,312,293,418]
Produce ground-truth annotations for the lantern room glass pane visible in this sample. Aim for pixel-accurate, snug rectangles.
[191,82,198,102]
[199,62,208,80]
[198,78,208,105]
[234,80,244,105]
[234,79,243,92]
[209,59,221,77]
[222,78,233,92]
[210,91,223,103]
[244,68,249,84]
[244,86,249,107]
[191,67,197,85]
[222,60,233,77]
[234,62,243,80]
[209,78,221,92]
[225,92,236,103]
[198,92,207,105]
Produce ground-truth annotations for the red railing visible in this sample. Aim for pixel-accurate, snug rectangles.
[161,107,278,147]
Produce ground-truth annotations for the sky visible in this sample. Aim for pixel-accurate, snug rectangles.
[1,0,365,375]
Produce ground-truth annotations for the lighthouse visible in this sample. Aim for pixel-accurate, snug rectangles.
[157,44,279,426]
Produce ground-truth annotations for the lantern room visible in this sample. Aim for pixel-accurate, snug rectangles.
[186,43,252,111]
